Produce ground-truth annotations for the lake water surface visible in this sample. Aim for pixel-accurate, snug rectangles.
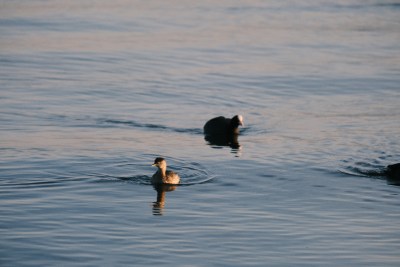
[1,1,400,266]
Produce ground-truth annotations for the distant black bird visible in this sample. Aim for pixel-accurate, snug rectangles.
[387,163,400,181]
[203,115,244,147]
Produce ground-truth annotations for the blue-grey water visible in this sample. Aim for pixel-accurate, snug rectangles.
[1,1,400,266]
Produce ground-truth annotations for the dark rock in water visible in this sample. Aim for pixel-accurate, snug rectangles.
[386,163,400,185]
[203,115,244,148]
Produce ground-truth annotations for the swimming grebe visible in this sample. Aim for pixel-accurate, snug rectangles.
[151,157,180,185]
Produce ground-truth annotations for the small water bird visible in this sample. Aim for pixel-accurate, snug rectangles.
[387,163,400,185]
[203,115,244,147]
[151,157,180,185]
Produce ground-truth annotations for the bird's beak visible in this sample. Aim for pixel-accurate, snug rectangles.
[151,163,156,167]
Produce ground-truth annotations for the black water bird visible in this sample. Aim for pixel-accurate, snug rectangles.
[203,115,244,147]
[387,163,400,185]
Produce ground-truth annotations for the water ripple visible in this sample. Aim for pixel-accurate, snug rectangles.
[92,156,214,186]
[98,118,203,135]
[339,157,400,186]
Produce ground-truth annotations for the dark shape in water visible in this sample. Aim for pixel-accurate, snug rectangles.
[386,163,400,185]
[203,115,243,148]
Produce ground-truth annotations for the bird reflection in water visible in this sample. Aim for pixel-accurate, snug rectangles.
[205,132,241,150]
[152,184,177,216]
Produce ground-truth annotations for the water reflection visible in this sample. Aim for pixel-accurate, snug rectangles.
[152,184,177,216]
[204,133,241,154]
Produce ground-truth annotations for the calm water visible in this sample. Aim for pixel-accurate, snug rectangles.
[1,0,400,266]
